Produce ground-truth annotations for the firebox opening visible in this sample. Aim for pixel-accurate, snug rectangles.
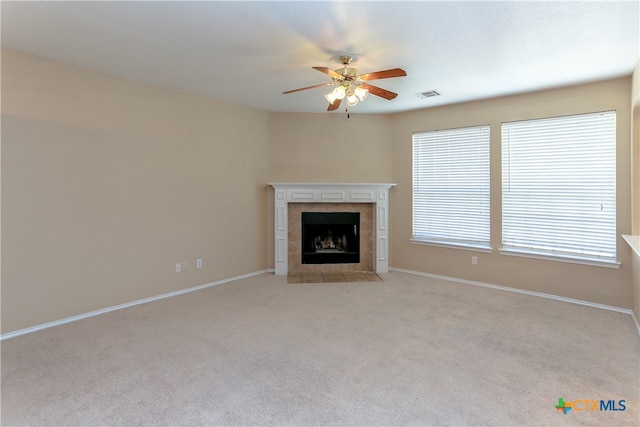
[301,212,360,264]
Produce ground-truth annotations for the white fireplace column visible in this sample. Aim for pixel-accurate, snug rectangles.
[269,183,396,276]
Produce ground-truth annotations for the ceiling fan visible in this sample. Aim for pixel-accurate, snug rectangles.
[283,55,407,111]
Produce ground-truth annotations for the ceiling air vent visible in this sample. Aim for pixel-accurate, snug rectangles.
[416,90,441,99]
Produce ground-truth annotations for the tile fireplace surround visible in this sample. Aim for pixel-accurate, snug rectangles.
[269,183,396,275]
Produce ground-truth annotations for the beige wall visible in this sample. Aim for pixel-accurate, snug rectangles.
[1,49,270,333]
[268,112,393,183]
[633,252,640,323]
[2,48,637,334]
[633,61,640,235]
[631,61,640,321]
[390,78,634,309]
[266,112,393,267]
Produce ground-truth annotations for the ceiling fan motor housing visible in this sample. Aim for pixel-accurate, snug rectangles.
[335,55,358,79]
[334,67,358,80]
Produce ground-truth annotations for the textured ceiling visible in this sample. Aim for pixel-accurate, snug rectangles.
[2,1,638,114]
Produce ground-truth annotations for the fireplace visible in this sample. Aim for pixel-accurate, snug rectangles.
[269,183,395,275]
[302,212,360,264]
[289,203,371,273]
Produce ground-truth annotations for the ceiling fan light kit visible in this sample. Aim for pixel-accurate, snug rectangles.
[283,55,406,114]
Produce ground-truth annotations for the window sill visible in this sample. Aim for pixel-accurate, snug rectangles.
[411,239,493,253]
[622,235,640,258]
[499,247,621,269]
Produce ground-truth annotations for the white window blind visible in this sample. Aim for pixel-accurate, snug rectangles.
[501,111,617,265]
[412,125,491,249]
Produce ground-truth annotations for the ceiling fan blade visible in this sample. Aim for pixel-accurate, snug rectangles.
[358,68,407,81]
[327,97,342,111]
[360,83,398,100]
[283,83,333,94]
[313,66,344,80]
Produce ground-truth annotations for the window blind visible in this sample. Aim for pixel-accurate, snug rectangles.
[501,111,617,264]
[412,125,491,248]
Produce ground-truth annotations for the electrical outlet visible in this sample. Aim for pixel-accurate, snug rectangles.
[196,258,203,268]
[182,262,188,272]
[176,262,182,273]
[472,256,478,265]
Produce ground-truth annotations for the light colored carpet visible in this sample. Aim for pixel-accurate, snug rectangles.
[2,271,639,426]
[287,271,383,283]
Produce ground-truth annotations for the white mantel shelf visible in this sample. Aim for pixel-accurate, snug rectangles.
[269,183,396,276]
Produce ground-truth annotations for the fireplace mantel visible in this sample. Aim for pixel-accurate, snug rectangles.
[269,183,396,275]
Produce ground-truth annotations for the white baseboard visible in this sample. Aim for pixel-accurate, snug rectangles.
[5,268,639,340]
[0,269,271,341]
[632,311,640,338]
[389,267,640,338]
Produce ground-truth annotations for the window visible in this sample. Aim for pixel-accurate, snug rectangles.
[501,111,617,266]
[412,125,491,249]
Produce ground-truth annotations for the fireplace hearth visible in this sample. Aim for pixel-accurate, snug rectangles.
[302,212,360,264]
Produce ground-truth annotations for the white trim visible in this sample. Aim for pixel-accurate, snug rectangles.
[411,239,493,253]
[268,183,396,275]
[631,311,640,337]
[622,234,640,258]
[389,267,639,337]
[0,270,271,341]
[499,247,621,269]
[5,268,638,341]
